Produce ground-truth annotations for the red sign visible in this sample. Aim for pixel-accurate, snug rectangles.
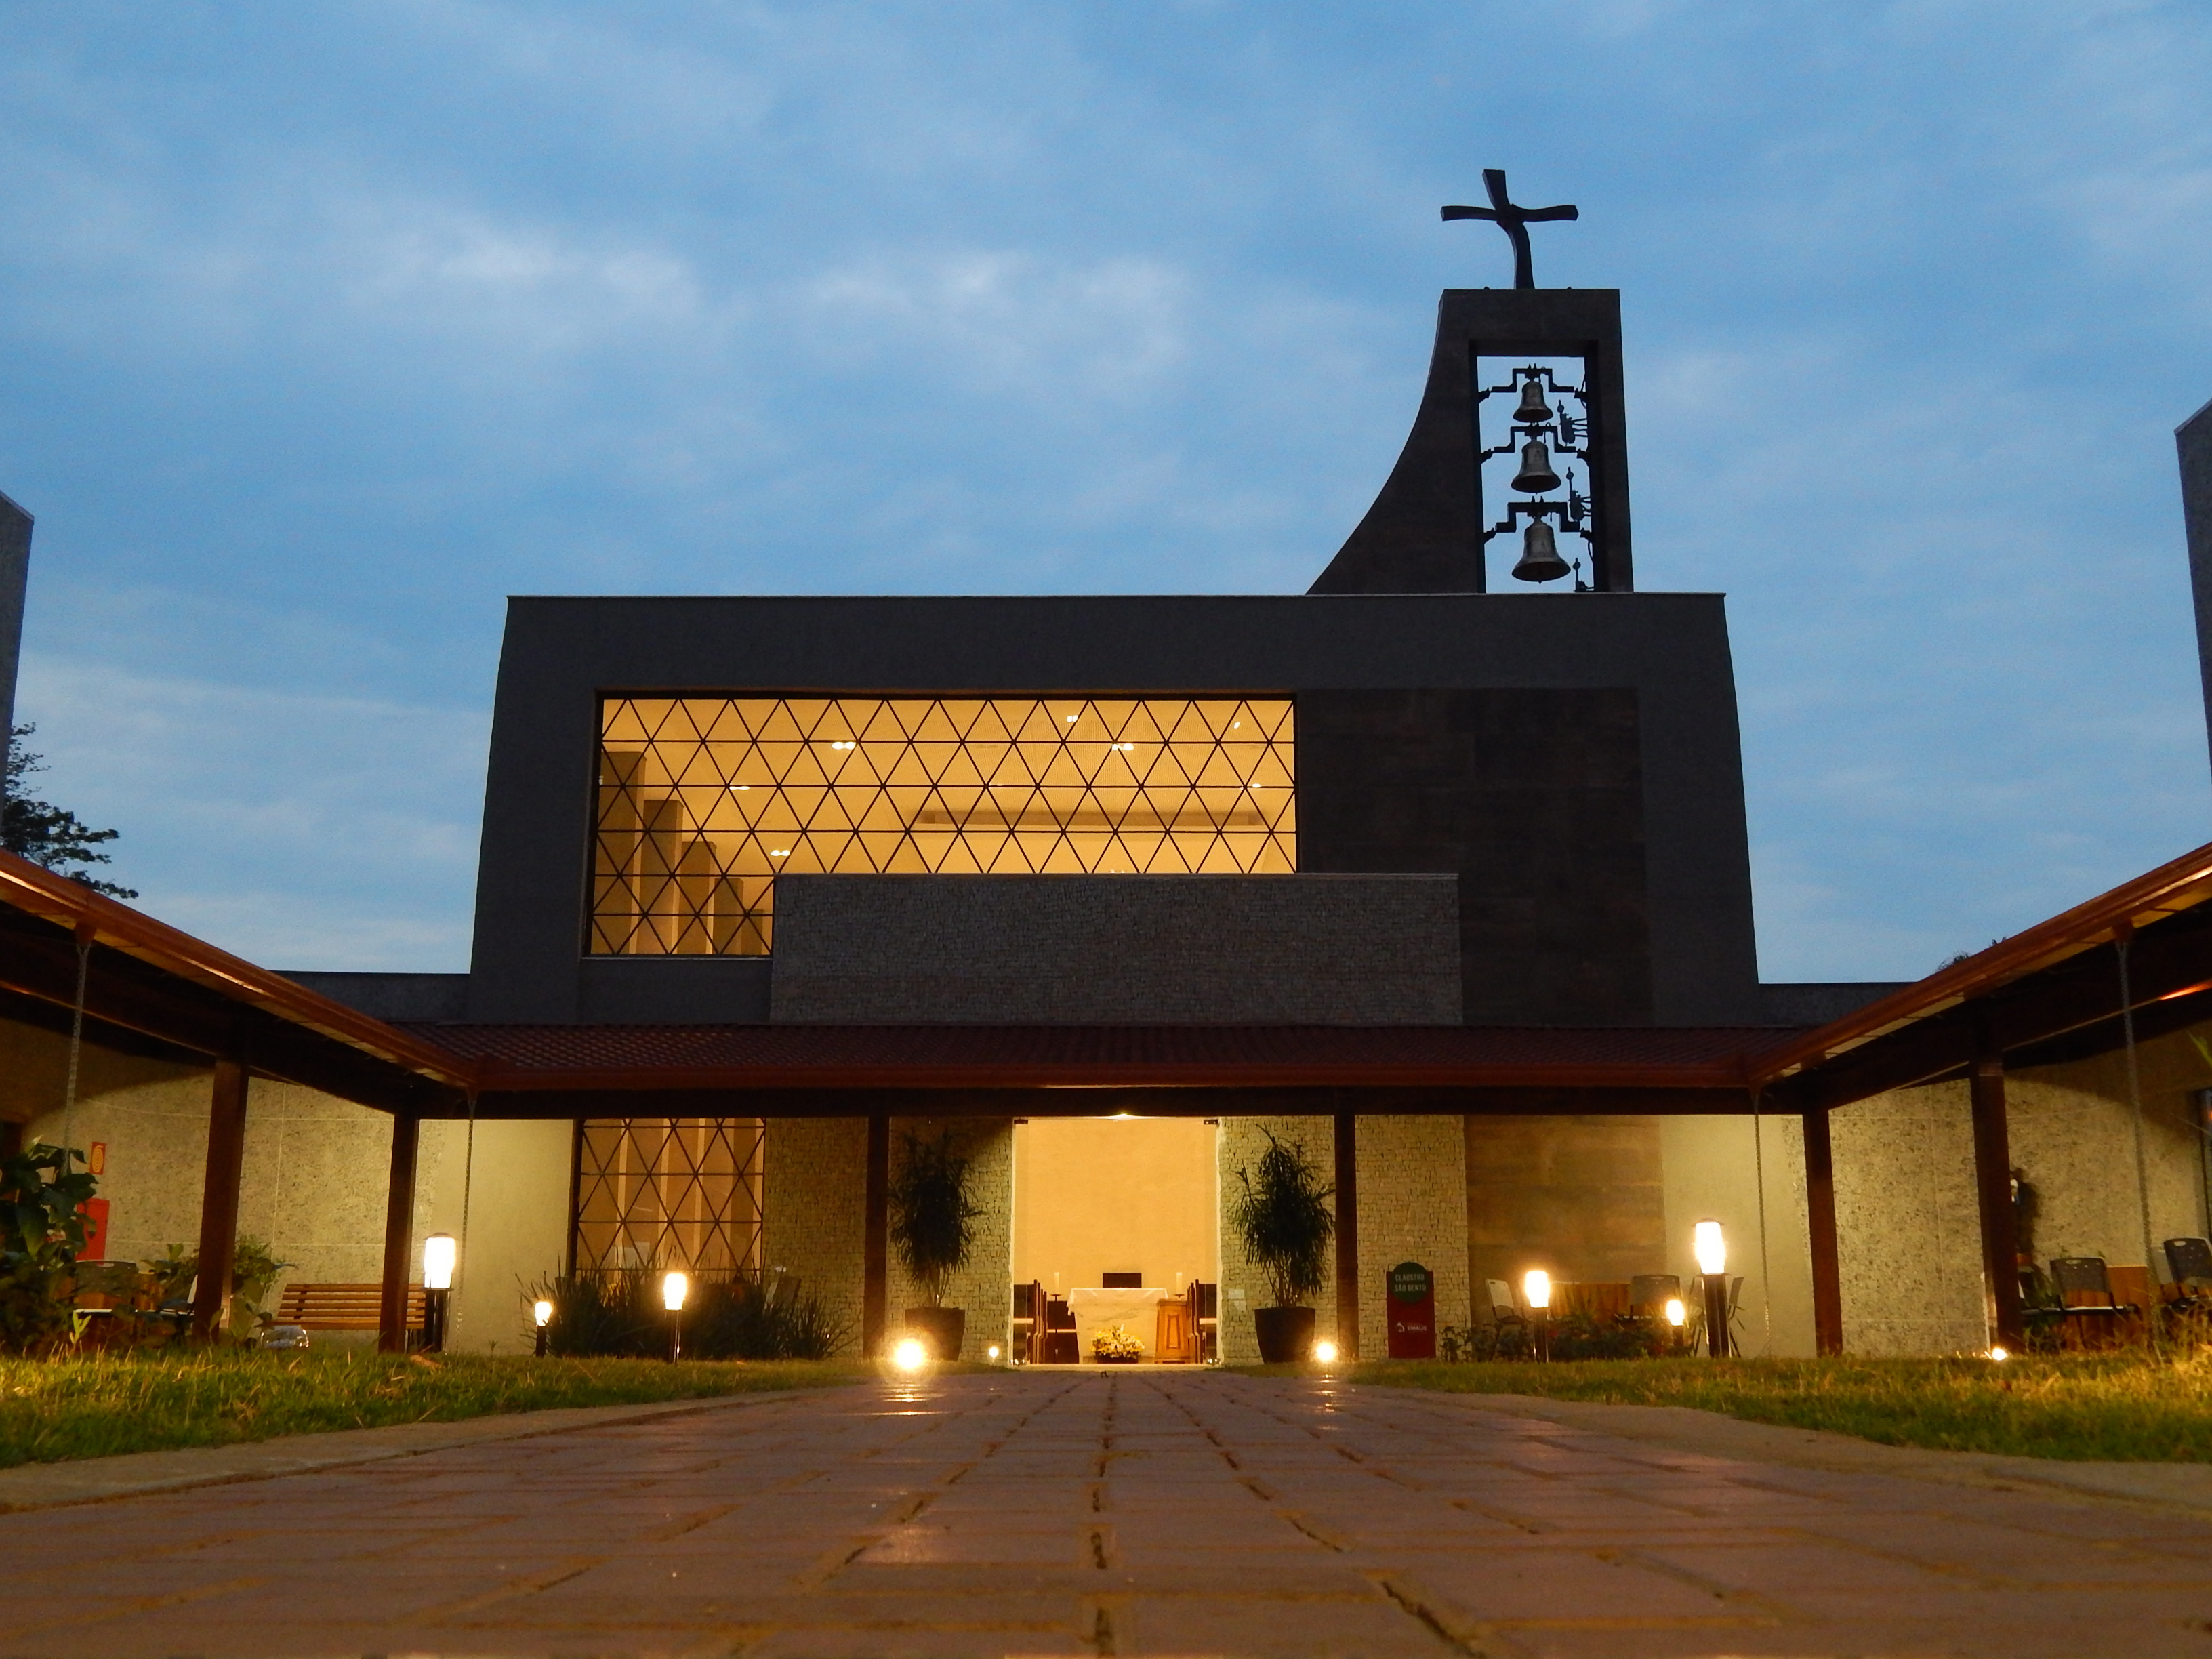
[1385,1260,1435,1359]
[79,1198,110,1263]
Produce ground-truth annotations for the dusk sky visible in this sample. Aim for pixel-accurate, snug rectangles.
[4,2,2209,981]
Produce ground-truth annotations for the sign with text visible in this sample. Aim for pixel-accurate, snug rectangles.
[1385,1260,1435,1359]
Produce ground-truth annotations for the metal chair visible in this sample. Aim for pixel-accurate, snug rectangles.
[1626,1273,1681,1322]
[1484,1279,1525,1329]
[2049,1256,2140,1345]
[2164,1237,2212,1290]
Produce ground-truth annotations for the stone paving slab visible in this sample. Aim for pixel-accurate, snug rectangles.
[11,1372,2212,1654]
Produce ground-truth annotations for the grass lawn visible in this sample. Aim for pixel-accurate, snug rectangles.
[0,1351,877,1469]
[1265,1353,2212,1462]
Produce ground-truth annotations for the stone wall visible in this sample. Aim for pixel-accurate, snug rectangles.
[885,1119,1015,1362]
[1353,1115,1470,1357]
[771,875,1460,1026]
[762,1118,867,1355]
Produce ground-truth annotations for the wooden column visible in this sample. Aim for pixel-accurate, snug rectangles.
[1333,1111,1359,1359]
[1970,1052,2025,1351]
[190,1053,250,1342]
[1801,1105,1844,1356]
[377,1112,421,1354]
[862,1113,890,1357]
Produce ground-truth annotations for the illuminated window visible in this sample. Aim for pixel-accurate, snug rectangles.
[573,1118,764,1275]
[593,696,1296,955]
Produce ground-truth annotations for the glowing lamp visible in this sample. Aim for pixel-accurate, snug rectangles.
[661,1271,689,1312]
[1693,1221,1727,1276]
[533,1298,553,1328]
[422,1233,457,1291]
[1664,1298,1686,1328]
[987,1344,1002,1361]
[1990,1345,2010,1362]
[1522,1269,1551,1311]
[893,1336,928,1372]
[1313,1340,1340,1364]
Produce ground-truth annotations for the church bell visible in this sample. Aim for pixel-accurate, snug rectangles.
[1511,438,1561,495]
[1511,374,1551,425]
[1511,517,1570,583]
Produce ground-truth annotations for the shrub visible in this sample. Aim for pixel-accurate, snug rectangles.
[888,1130,980,1308]
[533,1269,846,1360]
[0,1144,96,1353]
[1230,1129,1335,1309]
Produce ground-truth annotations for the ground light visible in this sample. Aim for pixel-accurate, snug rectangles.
[1664,1297,1686,1331]
[1990,1346,2011,1361]
[1694,1221,1729,1357]
[892,1336,929,1373]
[1523,1269,1551,1362]
[533,1298,553,1357]
[1313,1339,1339,1364]
[421,1233,456,1352]
[662,1271,688,1363]
[987,1344,1001,1361]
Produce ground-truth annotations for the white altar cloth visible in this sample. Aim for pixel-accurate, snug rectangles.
[1066,1286,1168,1358]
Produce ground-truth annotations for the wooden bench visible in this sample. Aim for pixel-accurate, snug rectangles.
[276,1282,426,1332]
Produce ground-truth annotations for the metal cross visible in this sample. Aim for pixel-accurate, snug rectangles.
[1441,169,1578,289]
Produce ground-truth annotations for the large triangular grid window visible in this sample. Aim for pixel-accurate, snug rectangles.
[573,1118,764,1276]
[592,696,1296,955]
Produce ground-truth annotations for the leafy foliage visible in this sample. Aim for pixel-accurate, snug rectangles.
[145,1237,293,1340]
[0,1143,97,1353]
[1230,1128,1334,1307]
[534,1269,846,1360]
[3,724,135,899]
[888,1129,980,1307]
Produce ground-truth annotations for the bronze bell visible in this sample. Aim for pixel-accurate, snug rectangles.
[1512,374,1551,424]
[1512,517,1570,583]
[1511,437,1561,494]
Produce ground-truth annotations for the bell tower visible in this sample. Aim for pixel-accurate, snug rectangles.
[1311,173,1633,595]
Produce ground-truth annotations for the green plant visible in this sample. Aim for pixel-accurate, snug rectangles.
[531,1269,846,1360]
[1231,1129,1334,1308]
[0,1143,97,1353]
[142,1237,294,1340]
[888,1130,980,1307]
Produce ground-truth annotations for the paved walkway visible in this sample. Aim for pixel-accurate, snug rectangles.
[12,1371,2212,1656]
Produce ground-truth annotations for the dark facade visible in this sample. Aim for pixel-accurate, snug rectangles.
[463,590,1761,1029]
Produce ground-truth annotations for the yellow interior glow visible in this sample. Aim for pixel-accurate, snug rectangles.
[592,696,1296,956]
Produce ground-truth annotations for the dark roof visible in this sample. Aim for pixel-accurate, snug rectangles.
[405,1021,1790,1091]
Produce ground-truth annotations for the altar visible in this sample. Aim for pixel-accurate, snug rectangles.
[1065,1286,1195,1363]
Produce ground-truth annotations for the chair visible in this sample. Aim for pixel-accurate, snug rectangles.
[1625,1273,1681,1327]
[2049,1256,2141,1345]
[2164,1237,2212,1293]
[1042,1296,1079,1364]
[1484,1279,1525,1328]
[1189,1282,1219,1363]
[1011,1281,1042,1363]
[1102,1271,1143,1288]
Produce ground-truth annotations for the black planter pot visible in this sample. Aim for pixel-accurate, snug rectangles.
[1254,1305,1315,1364]
[903,1306,966,1361]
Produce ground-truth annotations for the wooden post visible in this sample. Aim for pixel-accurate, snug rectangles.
[377,1112,421,1354]
[1333,1111,1359,1360]
[1969,1052,2024,1351]
[1801,1105,1844,1356]
[190,1054,251,1342]
[863,1114,890,1357]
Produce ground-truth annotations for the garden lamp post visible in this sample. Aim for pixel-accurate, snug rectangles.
[533,1297,553,1357]
[662,1270,688,1362]
[1522,1269,1551,1362]
[1694,1221,1729,1357]
[421,1233,456,1352]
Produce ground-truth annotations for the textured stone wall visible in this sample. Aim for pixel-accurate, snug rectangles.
[762,1118,867,1355]
[1827,1024,2212,1357]
[886,1118,1015,1362]
[771,874,1460,1025]
[1216,1115,1338,1361]
[1353,1115,1470,1357]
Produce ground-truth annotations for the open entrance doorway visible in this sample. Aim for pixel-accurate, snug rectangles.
[1012,1115,1219,1364]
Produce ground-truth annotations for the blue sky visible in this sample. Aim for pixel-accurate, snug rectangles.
[3,2,2209,979]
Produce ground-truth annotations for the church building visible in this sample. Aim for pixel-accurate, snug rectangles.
[5,187,2212,1364]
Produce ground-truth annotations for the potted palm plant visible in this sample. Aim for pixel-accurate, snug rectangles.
[890,1128,980,1360]
[1231,1128,1335,1363]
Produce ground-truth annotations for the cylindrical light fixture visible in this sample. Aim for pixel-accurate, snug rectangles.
[1523,1269,1553,1363]
[533,1297,554,1358]
[662,1270,689,1363]
[1694,1221,1729,1357]
[419,1234,457,1352]
[1664,1297,1686,1329]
